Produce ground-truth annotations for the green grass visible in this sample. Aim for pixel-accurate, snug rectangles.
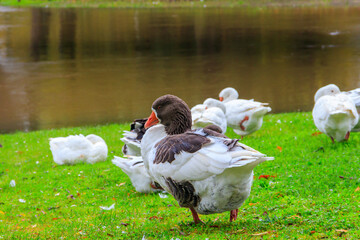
[1,112,360,239]
[0,0,358,8]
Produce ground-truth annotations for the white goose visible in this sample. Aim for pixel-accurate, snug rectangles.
[219,87,271,136]
[313,84,359,142]
[49,134,108,165]
[141,94,274,224]
[112,156,162,193]
[191,98,227,134]
[121,118,147,156]
[344,87,360,131]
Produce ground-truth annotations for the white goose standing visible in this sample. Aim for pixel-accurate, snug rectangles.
[219,87,271,136]
[313,84,359,142]
[141,94,274,224]
[191,98,227,134]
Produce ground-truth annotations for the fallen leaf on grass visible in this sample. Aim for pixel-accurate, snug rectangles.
[0,211,4,215]
[288,214,301,219]
[120,222,129,226]
[149,216,163,220]
[116,183,126,187]
[276,146,282,152]
[251,231,274,236]
[100,203,115,210]
[355,187,360,192]
[311,132,323,136]
[52,218,60,221]
[249,202,258,206]
[336,229,348,233]
[259,175,275,180]
[310,231,316,234]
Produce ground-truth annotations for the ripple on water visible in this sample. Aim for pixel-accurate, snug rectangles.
[0,6,23,13]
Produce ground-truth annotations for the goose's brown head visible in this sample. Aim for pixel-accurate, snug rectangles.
[145,94,192,135]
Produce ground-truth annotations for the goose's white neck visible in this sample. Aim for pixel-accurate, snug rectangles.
[219,87,239,103]
[141,124,167,155]
[203,98,226,114]
[314,84,340,102]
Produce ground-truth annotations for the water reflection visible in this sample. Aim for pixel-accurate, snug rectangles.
[1,7,360,132]
[30,8,51,61]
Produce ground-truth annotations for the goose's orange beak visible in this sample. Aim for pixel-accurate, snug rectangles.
[219,97,224,102]
[145,111,159,129]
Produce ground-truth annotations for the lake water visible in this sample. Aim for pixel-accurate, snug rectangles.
[1,6,360,132]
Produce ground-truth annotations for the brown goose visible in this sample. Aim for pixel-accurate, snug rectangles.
[141,94,274,224]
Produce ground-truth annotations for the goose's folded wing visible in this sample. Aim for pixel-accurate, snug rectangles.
[122,130,138,140]
[112,156,144,173]
[227,100,267,114]
[151,132,268,182]
[313,96,331,121]
[346,88,360,108]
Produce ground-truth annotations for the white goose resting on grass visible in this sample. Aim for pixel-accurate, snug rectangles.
[219,87,271,136]
[313,84,359,143]
[191,98,227,134]
[49,134,108,165]
[141,94,274,224]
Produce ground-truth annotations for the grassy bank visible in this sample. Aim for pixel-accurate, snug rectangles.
[1,0,360,8]
[0,112,360,239]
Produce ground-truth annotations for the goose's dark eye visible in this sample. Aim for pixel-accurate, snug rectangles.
[157,106,161,110]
